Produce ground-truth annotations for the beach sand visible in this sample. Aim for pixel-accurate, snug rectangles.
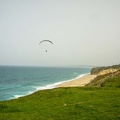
[57,74,97,87]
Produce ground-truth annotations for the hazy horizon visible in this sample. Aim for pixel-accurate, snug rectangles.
[0,0,120,67]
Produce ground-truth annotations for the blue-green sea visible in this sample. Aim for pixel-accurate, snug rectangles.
[0,66,91,101]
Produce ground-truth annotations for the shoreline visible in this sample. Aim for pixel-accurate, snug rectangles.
[15,74,97,98]
[57,74,97,87]
[12,74,97,100]
[0,73,96,101]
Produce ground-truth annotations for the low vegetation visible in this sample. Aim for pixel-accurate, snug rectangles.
[0,65,120,120]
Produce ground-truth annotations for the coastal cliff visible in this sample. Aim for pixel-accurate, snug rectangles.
[86,64,120,87]
[91,64,120,75]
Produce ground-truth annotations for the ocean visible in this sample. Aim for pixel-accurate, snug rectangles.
[0,66,91,101]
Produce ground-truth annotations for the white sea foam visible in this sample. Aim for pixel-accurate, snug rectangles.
[14,94,24,99]
[13,91,34,99]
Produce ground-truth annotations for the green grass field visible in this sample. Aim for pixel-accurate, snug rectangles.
[0,75,120,120]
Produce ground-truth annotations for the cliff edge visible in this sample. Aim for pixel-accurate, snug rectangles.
[86,64,120,87]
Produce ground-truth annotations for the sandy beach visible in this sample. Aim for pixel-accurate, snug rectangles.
[57,74,97,87]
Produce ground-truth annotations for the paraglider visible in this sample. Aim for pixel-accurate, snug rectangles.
[39,40,53,45]
[39,40,53,52]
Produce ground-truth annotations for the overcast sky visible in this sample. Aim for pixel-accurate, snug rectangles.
[0,0,120,66]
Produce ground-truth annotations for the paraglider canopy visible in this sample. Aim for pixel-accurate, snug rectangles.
[39,40,53,52]
[39,40,53,45]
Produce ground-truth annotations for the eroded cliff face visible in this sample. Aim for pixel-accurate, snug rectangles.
[91,64,120,75]
[86,65,120,87]
[96,68,118,76]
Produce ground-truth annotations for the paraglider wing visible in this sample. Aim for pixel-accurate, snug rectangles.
[39,40,53,45]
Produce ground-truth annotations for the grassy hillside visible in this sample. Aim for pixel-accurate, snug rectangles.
[0,74,120,120]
